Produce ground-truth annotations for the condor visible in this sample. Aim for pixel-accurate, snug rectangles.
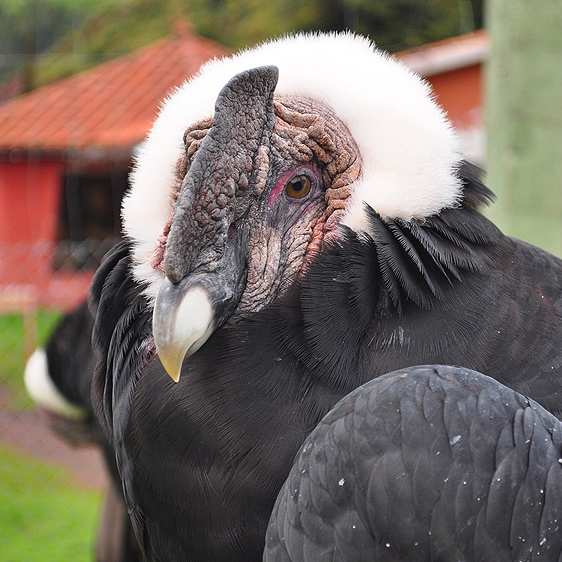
[87,33,562,561]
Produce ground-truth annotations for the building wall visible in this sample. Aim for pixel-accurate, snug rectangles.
[0,158,93,310]
[0,158,61,244]
[428,64,482,129]
[426,64,485,164]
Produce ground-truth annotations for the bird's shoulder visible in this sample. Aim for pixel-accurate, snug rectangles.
[89,240,154,439]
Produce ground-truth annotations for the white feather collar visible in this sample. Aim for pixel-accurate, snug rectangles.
[122,32,462,300]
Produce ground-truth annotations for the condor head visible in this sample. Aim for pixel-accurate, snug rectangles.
[122,33,469,382]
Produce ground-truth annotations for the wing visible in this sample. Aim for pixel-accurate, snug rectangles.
[265,365,562,562]
[89,240,155,557]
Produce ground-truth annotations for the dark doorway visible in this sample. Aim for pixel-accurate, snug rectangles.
[55,169,128,270]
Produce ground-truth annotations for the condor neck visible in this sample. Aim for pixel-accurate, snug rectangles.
[270,206,500,393]
[264,232,382,394]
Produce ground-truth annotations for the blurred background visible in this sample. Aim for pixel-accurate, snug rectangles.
[0,0,560,560]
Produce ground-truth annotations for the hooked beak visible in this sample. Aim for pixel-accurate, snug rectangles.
[153,65,277,382]
[153,279,215,382]
[153,271,238,382]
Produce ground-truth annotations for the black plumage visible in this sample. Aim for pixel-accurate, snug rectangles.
[265,365,562,562]
[90,164,562,561]
[87,35,562,562]
[44,302,96,412]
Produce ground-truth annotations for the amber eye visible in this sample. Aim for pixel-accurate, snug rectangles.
[285,174,312,199]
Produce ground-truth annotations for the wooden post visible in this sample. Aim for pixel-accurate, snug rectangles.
[485,0,562,255]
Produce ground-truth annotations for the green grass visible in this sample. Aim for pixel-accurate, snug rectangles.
[0,311,63,408]
[0,446,102,562]
[0,312,103,560]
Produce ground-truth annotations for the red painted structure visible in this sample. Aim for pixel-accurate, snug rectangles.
[0,27,229,310]
[0,159,61,246]
[397,30,489,164]
[0,157,79,308]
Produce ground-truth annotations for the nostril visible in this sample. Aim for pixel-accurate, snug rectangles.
[166,269,183,284]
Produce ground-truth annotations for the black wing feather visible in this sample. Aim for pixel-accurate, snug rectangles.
[265,365,562,562]
[361,161,501,313]
[457,160,496,210]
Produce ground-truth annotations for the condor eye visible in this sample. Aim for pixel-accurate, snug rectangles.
[285,174,312,199]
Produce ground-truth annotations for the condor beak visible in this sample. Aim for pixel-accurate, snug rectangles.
[153,66,276,382]
[153,278,215,382]
[153,271,239,382]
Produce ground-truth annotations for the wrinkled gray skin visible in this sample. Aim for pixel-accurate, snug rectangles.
[154,66,342,379]
[165,66,278,283]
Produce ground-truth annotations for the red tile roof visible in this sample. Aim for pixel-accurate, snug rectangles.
[395,29,489,77]
[0,29,230,152]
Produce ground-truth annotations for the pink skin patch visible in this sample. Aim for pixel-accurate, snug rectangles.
[151,210,174,272]
[267,166,322,209]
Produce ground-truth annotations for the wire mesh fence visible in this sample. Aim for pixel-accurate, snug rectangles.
[0,240,114,562]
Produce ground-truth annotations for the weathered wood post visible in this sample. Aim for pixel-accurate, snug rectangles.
[485,0,562,255]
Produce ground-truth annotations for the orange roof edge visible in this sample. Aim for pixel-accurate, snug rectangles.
[395,29,489,77]
[0,30,230,152]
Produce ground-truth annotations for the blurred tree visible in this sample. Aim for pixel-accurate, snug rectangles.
[189,0,483,51]
[0,0,150,90]
[0,0,484,92]
[0,0,128,91]
[1,0,76,91]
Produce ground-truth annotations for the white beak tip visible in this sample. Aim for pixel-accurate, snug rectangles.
[153,284,216,384]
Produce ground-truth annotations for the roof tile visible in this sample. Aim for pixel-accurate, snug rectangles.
[0,32,230,152]
[0,30,487,153]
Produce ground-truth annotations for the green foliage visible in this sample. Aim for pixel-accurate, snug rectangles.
[0,446,101,562]
[31,0,173,85]
[345,0,483,50]
[1,0,122,13]
[0,0,484,89]
[189,0,484,51]
[189,0,325,49]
